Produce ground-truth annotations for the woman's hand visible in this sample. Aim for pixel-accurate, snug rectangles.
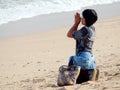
[74,12,81,25]
[67,12,81,38]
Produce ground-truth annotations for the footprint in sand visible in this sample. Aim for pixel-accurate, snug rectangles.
[20,79,30,83]
[113,72,120,76]
[56,60,61,62]
[13,63,16,66]
[22,62,32,67]
[37,61,41,65]
[116,64,120,66]
[32,78,45,83]
[110,45,113,47]
[38,69,40,71]
[1,64,4,66]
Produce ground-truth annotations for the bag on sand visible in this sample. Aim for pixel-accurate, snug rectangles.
[57,65,80,86]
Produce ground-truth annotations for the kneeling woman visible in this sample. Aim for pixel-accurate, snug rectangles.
[67,9,99,83]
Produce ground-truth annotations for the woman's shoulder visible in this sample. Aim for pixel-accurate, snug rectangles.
[84,26,95,31]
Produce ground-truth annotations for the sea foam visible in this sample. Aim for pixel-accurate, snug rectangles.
[0,0,120,25]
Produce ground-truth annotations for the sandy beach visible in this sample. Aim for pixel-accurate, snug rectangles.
[0,3,120,90]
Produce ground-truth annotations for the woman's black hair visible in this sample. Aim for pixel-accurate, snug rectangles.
[82,9,98,26]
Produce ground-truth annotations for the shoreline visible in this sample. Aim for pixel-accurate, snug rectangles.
[0,2,120,39]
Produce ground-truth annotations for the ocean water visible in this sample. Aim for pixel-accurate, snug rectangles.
[0,0,120,25]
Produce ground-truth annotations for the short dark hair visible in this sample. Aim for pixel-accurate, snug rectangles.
[82,9,98,26]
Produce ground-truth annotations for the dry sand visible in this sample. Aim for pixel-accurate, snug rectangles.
[0,16,120,90]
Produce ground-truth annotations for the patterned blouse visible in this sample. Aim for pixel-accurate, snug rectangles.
[72,26,95,55]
